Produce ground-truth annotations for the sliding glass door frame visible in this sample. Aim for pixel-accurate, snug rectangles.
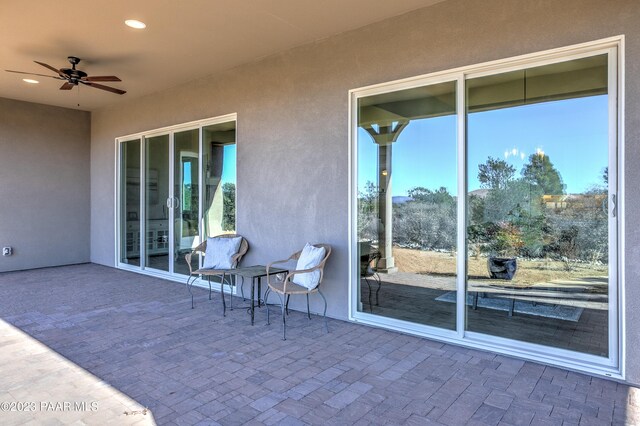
[348,37,624,379]
[115,113,237,288]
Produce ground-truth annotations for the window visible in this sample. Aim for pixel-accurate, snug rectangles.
[351,39,621,374]
[116,115,237,278]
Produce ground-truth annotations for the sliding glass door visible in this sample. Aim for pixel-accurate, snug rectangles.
[119,139,141,266]
[351,41,620,372]
[145,134,170,272]
[356,80,458,330]
[174,129,200,276]
[465,54,613,357]
[117,115,237,280]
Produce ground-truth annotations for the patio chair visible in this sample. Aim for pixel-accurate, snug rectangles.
[185,234,249,315]
[264,243,332,340]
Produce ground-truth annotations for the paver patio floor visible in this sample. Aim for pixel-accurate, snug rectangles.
[0,263,638,425]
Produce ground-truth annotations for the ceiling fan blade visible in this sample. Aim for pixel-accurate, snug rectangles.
[83,76,121,82]
[34,61,65,77]
[60,82,74,90]
[5,70,63,79]
[81,81,126,95]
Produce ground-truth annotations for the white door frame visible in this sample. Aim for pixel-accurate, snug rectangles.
[114,113,238,288]
[348,36,624,379]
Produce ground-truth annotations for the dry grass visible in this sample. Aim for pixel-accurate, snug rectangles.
[392,247,608,287]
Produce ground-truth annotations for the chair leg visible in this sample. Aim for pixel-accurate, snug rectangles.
[240,276,246,301]
[221,273,227,317]
[187,275,196,309]
[229,275,234,311]
[317,289,329,333]
[208,277,212,300]
[274,292,286,340]
[265,287,271,325]
[374,273,381,306]
[306,294,311,320]
[285,294,290,316]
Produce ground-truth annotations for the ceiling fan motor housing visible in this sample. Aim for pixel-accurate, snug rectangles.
[61,56,86,84]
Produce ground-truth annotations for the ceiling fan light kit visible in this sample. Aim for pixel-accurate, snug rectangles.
[5,56,126,95]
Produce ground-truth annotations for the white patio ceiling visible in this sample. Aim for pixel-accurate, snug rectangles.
[0,0,445,111]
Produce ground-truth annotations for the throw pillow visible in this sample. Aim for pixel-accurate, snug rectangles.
[203,236,243,269]
[292,243,326,290]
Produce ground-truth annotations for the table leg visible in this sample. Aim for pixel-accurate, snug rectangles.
[258,276,262,307]
[251,277,256,325]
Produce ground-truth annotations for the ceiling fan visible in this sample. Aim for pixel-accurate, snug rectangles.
[5,56,126,95]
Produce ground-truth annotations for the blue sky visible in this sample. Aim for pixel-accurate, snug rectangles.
[358,95,609,196]
[221,144,236,185]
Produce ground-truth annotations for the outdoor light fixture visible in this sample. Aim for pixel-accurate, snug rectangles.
[125,19,147,29]
[381,169,388,176]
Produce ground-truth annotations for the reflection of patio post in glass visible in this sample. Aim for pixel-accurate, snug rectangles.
[361,116,409,273]
[205,143,224,237]
[377,144,397,273]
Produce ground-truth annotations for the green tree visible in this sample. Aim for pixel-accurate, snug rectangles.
[222,182,236,231]
[408,186,454,205]
[522,154,565,195]
[358,181,379,241]
[478,157,516,190]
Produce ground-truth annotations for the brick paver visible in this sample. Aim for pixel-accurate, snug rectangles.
[0,263,638,425]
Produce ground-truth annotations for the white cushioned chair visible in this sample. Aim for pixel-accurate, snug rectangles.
[264,243,332,340]
[185,234,249,315]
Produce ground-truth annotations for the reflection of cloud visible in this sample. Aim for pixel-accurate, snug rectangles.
[504,147,527,161]
[503,147,545,161]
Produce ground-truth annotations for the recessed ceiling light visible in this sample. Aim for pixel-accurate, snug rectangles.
[125,19,146,29]
[23,79,39,84]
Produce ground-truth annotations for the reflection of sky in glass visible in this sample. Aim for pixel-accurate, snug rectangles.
[221,144,236,185]
[358,95,608,196]
[468,95,608,193]
[358,115,457,196]
[183,162,191,185]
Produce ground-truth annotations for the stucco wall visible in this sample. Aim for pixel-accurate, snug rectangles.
[90,0,640,383]
[0,98,90,272]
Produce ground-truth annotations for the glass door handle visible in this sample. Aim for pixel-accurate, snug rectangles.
[611,194,617,218]
[166,197,180,209]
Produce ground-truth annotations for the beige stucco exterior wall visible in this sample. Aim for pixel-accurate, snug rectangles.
[90,0,640,383]
[0,98,90,272]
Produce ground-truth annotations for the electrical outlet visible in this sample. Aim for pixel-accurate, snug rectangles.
[2,247,12,256]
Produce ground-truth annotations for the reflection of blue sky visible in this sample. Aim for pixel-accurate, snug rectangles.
[221,144,236,185]
[358,95,608,196]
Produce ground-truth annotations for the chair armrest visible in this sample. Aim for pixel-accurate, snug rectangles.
[266,259,290,285]
[230,252,243,267]
[185,252,194,275]
[280,263,326,293]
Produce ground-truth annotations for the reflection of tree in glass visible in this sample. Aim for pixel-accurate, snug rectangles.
[408,187,455,206]
[358,181,379,242]
[522,153,565,195]
[394,187,456,250]
[470,152,609,264]
[478,157,515,190]
[222,182,235,231]
[183,184,192,211]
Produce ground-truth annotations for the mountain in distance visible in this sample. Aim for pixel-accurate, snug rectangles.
[392,196,413,204]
